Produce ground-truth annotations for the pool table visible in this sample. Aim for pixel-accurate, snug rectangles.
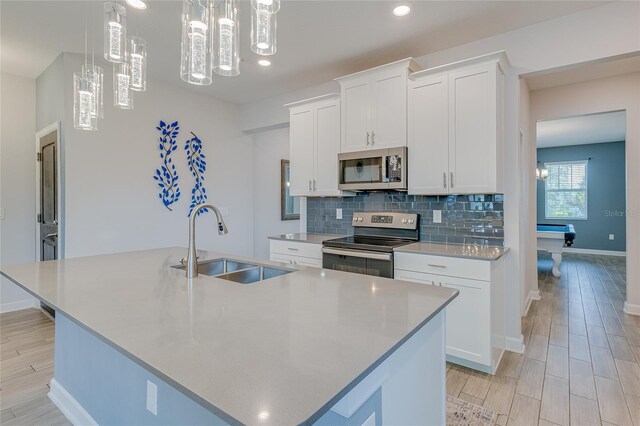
[537,224,576,277]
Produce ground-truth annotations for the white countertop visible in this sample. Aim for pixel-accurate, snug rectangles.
[268,232,340,244]
[395,242,509,260]
[1,247,457,425]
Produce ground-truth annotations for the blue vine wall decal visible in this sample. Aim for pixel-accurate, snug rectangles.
[153,120,181,211]
[185,131,208,216]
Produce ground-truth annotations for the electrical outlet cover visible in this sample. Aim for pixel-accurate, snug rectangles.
[433,210,442,224]
[609,234,615,240]
[146,380,158,415]
[336,208,342,220]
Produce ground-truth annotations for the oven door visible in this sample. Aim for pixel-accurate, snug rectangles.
[322,247,394,278]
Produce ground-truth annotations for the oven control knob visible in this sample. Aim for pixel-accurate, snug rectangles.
[353,217,357,221]
[409,219,415,224]
[358,217,364,222]
[402,218,408,224]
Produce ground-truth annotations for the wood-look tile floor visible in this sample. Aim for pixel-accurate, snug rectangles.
[446,253,640,426]
[1,253,638,425]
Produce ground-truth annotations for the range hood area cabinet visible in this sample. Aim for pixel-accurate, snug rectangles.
[286,94,345,197]
[408,52,509,195]
[336,58,422,153]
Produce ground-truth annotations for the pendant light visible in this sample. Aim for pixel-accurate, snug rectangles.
[74,72,97,130]
[82,63,104,118]
[181,0,213,85]
[536,161,549,181]
[250,0,277,55]
[104,2,127,63]
[127,36,147,91]
[113,62,134,109]
[214,0,239,76]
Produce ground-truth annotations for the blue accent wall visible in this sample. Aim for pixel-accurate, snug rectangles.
[536,141,626,251]
[307,193,504,246]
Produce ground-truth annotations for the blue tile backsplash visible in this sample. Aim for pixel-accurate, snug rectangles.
[307,193,504,246]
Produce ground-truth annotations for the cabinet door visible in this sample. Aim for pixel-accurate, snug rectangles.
[370,70,407,149]
[314,99,341,196]
[341,80,371,152]
[289,106,315,196]
[440,275,491,365]
[448,65,498,194]
[408,75,449,195]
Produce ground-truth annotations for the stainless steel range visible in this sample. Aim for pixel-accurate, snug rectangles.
[322,212,419,278]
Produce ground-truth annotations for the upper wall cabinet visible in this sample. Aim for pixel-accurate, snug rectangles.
[286,94,345,197]
[408,52,509,195]
[336,58,422,153]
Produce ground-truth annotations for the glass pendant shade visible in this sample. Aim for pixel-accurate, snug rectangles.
[214,0,239,76]
[250,0,276,56]
[128,36,147,91]
[113,62,134,109]
[74,72,97,131]
[181,0,213,85]
[82,64,104,119]
[104,2,127,63]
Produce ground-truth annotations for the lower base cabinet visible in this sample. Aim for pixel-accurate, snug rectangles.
[395,252,505,374]
[269,240,323,267]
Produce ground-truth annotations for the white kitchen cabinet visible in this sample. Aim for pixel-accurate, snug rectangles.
[270,240,322,268]
[336,58,421,153]
[408,51,508,195]
[286,94,345,196]
[395,251,505,374]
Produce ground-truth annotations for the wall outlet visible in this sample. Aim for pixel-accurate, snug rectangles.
[609,234,615,240]
[433,210,442,224]
[336,208,342,220]
[146,380,158,415]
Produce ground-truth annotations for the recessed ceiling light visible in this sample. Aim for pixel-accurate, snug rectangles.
[392,1,412,17]
[125,0,147,10]
[258,59,271,67]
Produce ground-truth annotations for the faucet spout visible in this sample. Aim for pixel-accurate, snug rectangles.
[186,203,228,278]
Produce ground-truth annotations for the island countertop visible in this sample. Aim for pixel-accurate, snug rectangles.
[1,247,457,426]
[395,242,509,260]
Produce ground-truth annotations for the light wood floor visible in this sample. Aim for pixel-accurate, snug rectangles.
[0,253,638,425]
[447,253,640,426]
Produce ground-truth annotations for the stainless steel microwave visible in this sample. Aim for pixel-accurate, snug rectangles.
[338,147,407,191]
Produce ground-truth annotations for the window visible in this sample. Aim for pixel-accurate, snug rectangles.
[545,160,588,220]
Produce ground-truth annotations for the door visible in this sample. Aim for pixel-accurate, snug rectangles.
[38,131,58,261]
[289,106,315,196]
[314,99,341,195]
[449,64,497,193]
[341,80,371,152]
[370,69,407,149]
[408,74,450,195]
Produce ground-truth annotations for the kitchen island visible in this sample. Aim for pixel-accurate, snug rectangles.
[1,247,457,425]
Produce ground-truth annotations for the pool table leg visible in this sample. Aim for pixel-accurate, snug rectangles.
[551,252,562,277]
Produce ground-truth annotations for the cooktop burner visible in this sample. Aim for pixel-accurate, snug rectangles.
[323,236,415,253]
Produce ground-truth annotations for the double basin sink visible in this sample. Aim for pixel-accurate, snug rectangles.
[172,258,294,284]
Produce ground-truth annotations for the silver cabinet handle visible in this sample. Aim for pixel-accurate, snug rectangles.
[443,172,447,189]
[450,172,454,188]
[427,263,447,268]
[308,180,312,191]
[371,131,375,145]
[366,132,370,145]
[313,179,317,191]
[45,232,58,239]
[287,247,299,251]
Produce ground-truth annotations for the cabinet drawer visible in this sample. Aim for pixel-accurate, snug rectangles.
[395,252,490,281]
[271,253,322,268]
[270,240,322,260]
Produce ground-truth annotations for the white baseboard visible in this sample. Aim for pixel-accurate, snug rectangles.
[563,248,626,257]
[0,298,39,314]
[524,290,541,317]
[49,378,98,426]
[624,302,640,316]
[505,335,525,354]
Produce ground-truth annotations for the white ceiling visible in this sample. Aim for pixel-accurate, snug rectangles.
[537,111,626,148]
[1,0,607,105]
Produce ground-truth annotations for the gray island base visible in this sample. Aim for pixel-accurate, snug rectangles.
[1,247,457,425]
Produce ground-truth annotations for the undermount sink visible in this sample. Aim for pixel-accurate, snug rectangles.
[172,258,294,284]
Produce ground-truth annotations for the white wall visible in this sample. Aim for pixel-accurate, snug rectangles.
[0,73,38,312]
[37,53,255,259]
[529,73,640,313]
[240,1,640,349]
[252,127,300,260]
